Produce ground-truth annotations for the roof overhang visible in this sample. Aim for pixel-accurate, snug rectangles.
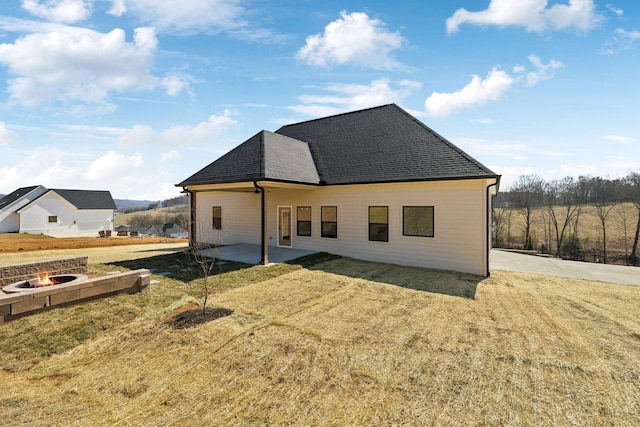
[180,180,320,193]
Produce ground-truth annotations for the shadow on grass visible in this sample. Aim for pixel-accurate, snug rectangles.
[108,250,481,300]
[305,256,483,300]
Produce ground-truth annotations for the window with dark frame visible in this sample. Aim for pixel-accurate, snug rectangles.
[403,206,434,237]
[321,206,337,238]
[212,206,222,230]
[48,215,57,223]
[297,206,311,236]
[369,206,389,242]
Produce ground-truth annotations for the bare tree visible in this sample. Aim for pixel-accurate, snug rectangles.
[510,174,544,248]
[492,199,509,247]
[625,171,640,264]
[186,224,223,315]
[545,177,583,257]
[590,177,618,264]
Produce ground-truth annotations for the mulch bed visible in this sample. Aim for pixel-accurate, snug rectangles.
[166,307,234,329]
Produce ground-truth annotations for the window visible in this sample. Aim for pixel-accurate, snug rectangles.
[321,206,337,238]
[369,206,388,242]
[297,206,311,236]
[48,215,58,223]
[403,206,434,237]
[212,206,222,230]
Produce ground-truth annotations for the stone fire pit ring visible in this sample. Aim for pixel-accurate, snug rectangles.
[3,274,89,293]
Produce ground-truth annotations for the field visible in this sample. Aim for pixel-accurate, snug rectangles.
[0,246,638,426]
[495,202,640,264]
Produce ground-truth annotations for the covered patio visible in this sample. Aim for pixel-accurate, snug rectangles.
[199,243,317,265]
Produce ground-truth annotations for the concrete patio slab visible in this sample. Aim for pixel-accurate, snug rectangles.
[199,244,317,265]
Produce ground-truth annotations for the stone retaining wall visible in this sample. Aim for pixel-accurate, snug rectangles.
[0,269,150,324]
[0,257,88,289]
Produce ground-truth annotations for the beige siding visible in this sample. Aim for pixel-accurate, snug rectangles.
[196,191,261,245]
[195,179,491,275]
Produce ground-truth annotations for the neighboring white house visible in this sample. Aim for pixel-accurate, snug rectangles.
[149,223,188,238]
[177,104,500,276]
[0,186,117,237]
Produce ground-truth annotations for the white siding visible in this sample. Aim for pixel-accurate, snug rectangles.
[0,186,47,233]
[18,192,114,237]
[195,180,491,275]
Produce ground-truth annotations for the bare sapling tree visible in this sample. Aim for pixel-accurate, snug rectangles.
[187,221,224,315]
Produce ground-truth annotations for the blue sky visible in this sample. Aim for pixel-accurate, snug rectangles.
[0,0,638,200]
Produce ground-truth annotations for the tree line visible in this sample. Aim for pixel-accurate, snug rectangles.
[493,171,640,265]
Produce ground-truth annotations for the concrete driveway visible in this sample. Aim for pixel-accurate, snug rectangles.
[490,249,640,286]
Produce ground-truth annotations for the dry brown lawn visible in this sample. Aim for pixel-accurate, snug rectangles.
[0,255,639,426]
[0,233,184,253]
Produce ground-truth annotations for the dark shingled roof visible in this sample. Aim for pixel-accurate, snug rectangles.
[0,185,39,211]
[178,131,319,186]
[178,104,498,187]
[51,189,117,210]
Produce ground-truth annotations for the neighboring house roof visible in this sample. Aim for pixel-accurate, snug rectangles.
[178,104,498,187]
[51,189,117,210]
[0,185,41,211]
[149,223,187,236]
[3,186,117,213]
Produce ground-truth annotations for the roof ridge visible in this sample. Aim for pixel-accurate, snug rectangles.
[275,103,396,132]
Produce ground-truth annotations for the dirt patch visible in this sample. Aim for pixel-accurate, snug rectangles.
[164,305,234,329]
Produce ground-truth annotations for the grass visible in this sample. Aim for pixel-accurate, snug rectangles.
[0,233,183,253]
[1,251,639,426]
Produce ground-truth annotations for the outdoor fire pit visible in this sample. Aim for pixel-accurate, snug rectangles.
[2,273,89,293]
[1,268,150,323]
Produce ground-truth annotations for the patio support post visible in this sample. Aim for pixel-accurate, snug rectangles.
[182,187,196,249]
[254,181,269,265]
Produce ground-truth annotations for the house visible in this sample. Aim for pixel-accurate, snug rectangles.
[177,104,500,276]
[149,223,188,238]
[0,185,117,237]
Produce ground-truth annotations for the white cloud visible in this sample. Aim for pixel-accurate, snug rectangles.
[288,78,421,117]
[296,11,408,70]
[118,110,238,147]
[21,0,91,23]
[604,135,633,144]
[514,54,564,86]
[0,26,189,109]
[161,150,181,161]
[83,150,143,181]
[108,0,126,16]
[117,0,246,35]
[602,28,640,54]
[425,68,514,118]
[605,4,623,16]
[425,55,562,118]
[0,122,19,146]
[446,0,600,34]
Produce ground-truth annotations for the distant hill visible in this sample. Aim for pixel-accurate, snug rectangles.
[114,199,158,210]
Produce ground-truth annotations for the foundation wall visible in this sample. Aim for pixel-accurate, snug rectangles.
[0,257,88,289]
